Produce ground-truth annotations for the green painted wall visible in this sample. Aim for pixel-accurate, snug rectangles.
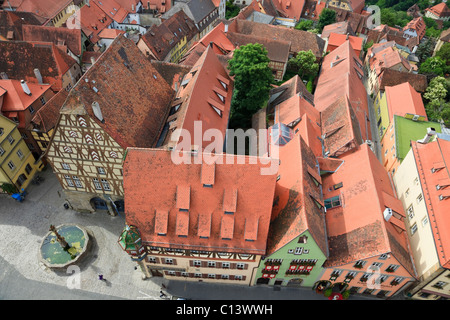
[254,230,327,288]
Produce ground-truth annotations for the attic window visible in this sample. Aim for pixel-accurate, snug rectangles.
[169,103,181,115]
[215,92,225,103]
[324,195,341,210]
[219,80,227,90]
[209,104,222,117]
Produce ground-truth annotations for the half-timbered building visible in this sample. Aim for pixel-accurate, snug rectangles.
[45,35,175,215]
[121,149,277,284]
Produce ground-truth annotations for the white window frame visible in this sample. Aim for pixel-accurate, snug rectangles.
[62,163,71,170]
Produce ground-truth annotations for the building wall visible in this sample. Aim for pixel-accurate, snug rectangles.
[0,119,41,191]
[51,1,86,27]
[393,150,440,281]
[412,269,450,300]
[142,246,261,286]
[374,90,389,139]
[46,114,125,213]
[380,121,399,174]
[319,253,416,298]
[253,231,327,288]
[62,63,83,92]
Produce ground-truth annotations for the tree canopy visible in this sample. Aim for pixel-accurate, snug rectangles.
[318,8,336,32]
[419,56,449,78]
[288,50,319,80]
[228,43,274,129]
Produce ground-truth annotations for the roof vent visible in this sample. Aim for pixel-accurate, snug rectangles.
[20,80,31,96]
[91,101,104,123]
[383,208,393,222]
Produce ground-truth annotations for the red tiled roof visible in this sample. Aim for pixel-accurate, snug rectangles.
[123,148,277,255]
[22,25,83,56]
[160,45,233,150]
[0,41,76,91]
[385,82,427,121]
[320,95,363,158]
[92,0,129,23]
[0,79,51,112]
[271,0,306,20]
[403,17,426,40]
[13,0,72,20]
[267,134,328,256]
[411,139,450,269]
[228,19,325,59]
[74,1,113,44]
[98,28,125,39]
[59,35,175,148]
[322,144,416,277]
[141,10,197,61]
[321,21,356,39]
[426,2,450,18]
[314,40,370,141]
[327,32,363,57]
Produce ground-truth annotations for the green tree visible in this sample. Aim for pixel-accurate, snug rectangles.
[288,50,319,80]
[435,42,450,65]
[419,56,448,77]
[318,8,336,32]
[225,0,240,19]
[415,38,435,63]
[228,43,274,129]
[295,19,314,31]
[424,76,450,123]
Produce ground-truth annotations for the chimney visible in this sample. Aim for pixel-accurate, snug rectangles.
[417,127,437,144]
[346,33,349,40]
[224,22,228,33]
[34,68,43,84]
[20,80,32,96]
[90,56,96,65]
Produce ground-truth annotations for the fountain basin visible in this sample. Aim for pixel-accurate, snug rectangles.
[39,224,90,269]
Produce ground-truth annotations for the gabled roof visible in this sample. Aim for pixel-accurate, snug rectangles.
[98,28,125,39]
[403,17,426,40]
[385,82,427,121]
[30,89,69,133]
[226,31,290,63]
[162,0,217,24]
[0,40,77,91]
[321,21,356,39]
[411,138,450,269]
[377,68,427,93]
[73,1,113,44]
[369,46,412,77]
[123,148,277,255]
[59,35,175,148]
[426,2,450,18]
[267,134,328,257]
[270,0,305,20]
[92,0,129,23]
[0,10,45,41]
[268,75,314,111]
[320,95,363,157]
[322,144,416,277]
[314,40,370,141]
[141,10,197,60]
[159,45,233,150]
[327,32,363,56]
[150,61,191,91]
[22,25,83,56]
[0,79,51,112]
[228,19,325,59]
[10,0,73,20]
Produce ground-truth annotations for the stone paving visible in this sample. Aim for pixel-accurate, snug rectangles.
[0,167,164,300]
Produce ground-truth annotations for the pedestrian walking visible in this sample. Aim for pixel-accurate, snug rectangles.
[98,274,105,281]
[160,290,167,298]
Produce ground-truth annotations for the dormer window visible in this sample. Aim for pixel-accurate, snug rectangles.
[215,92,225,103]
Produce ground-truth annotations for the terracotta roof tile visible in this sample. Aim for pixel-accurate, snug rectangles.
[30,88,68,133]
[0,40,77,91]
[385,82,427,120]
[411,139,450,268]
[378,68,427,93]
[123,149,277,254]
[141,10,197,61]
[322,144,416,276]
[267,134,328,256]
[228,19,325,59]
[22,25,82,56]
[59,35,175,148]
